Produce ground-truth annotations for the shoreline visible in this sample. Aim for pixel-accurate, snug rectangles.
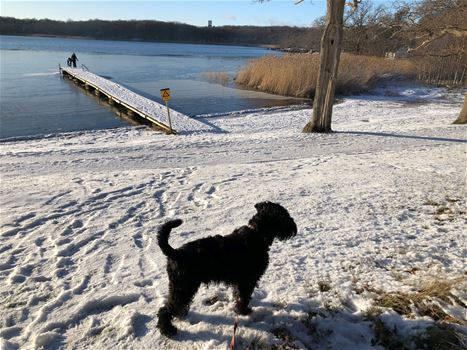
[1,81,461,142]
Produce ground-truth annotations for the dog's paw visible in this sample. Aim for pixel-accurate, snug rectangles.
[177,306,190,319]
[159,324,178,337]
[235,305,253,315]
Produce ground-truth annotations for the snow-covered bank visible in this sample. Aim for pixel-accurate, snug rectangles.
[0,90,466,349]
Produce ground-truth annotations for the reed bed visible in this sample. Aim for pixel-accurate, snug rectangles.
[235,53,417,98]
[416,55,466,87]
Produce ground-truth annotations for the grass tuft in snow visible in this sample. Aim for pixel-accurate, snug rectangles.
[424,195,464,223]
[363,306,384,321]
[435,206,453,215]
[418,279,465,307]
[369,316,406,349]
[375,293,413,316]
[415,324,467,350]
[423,199,440,206]
[374,278,466,325]
[270,327,300,350]
[368,314,467,350]
[317,280,332,293]
[244,335,269,350]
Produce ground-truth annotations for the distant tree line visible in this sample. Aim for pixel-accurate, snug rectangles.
[315,0,465,58]
[0,17,323,48]
[316,0,466,85]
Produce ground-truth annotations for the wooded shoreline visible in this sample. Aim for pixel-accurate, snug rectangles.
[0,17,323,49]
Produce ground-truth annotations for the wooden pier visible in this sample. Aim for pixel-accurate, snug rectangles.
[60,67,212,134]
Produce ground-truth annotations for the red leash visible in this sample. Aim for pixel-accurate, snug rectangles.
[229,313,240,350]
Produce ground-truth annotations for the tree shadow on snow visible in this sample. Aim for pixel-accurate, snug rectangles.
[339,130,467,144]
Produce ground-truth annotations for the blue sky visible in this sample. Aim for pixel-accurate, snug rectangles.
[1,1,330,27]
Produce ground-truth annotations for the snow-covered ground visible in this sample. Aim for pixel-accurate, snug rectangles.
[0,86,466,349]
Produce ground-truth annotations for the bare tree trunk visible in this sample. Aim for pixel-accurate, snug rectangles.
[453,93,467,124]
[303,0,345,133]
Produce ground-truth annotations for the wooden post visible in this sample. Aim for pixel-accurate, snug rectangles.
[165,101,173,134]
[160,88,173,134]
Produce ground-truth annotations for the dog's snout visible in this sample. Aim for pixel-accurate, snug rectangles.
[291,219,297,235]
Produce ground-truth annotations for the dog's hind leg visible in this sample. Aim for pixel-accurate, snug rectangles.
[157,278,179,337]
[157,278,200,337]
[172,280,200,318]
[233,280,256,315]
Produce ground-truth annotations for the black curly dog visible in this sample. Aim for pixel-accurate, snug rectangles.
[156,201,297,337]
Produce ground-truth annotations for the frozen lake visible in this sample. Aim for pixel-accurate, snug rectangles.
[0,35,304,139]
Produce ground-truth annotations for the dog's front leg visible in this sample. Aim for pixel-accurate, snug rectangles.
[233,281,256,315]
[157,304,178,337]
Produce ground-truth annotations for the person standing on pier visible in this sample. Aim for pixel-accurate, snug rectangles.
[71,52,78,68]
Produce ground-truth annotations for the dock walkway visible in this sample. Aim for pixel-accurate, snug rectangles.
[61,67,212,134]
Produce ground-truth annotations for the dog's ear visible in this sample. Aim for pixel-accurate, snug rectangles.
[254,202,269,212]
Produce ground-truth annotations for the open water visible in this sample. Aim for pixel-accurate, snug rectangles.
[0,35,304,139]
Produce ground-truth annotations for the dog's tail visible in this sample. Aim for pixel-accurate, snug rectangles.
[157,219,183,260]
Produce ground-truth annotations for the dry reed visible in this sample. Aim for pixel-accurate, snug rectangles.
[202,71,230,86]
[235,53,417,98]
[417,55,466,87]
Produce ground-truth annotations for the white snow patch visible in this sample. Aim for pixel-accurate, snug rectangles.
[33,331,61,349]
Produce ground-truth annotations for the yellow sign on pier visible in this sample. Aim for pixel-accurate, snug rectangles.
[160,87,173,133]
[160,88,171,102]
